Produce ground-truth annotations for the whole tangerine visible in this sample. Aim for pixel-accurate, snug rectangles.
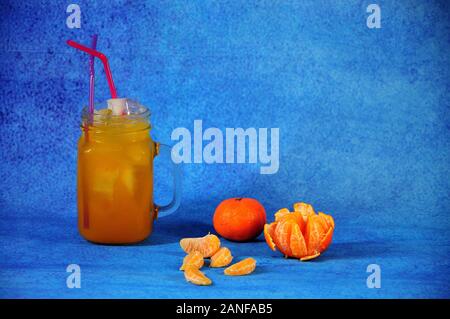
[213,198,266,242]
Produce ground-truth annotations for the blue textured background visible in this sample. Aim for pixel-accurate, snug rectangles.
[1,0,449,298]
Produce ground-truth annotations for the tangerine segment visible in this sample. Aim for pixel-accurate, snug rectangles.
[304,215,325,256]
[274,208,290,221]
[210,247,233,268]
[180,251,204,271]
[289,223,308,258]
[184,266,212,286]
[180,234,221,257]
[319,225,334,252]
[318,212,335,230]
[224,258,257,276]
[323,213,335,229]
[279,212,306,234]
[300,252,320,261]
[264,223,277,251]
[316,213,331,233]
[293,202,315,222]
[273,219,294,257]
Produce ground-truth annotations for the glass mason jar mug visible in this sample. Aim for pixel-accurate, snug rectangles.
[77,99,180,244]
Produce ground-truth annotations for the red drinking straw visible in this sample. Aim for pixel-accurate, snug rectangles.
[67,39,118,98]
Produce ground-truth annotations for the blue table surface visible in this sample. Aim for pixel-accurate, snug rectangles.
[1,201,449,299]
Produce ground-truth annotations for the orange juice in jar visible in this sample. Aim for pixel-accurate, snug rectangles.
[77,99,180,244]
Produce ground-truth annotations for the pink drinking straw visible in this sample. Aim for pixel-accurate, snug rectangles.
[81,35,98,230]
[67,39,118,98]
[88,34,98,115]
[83,35,98,138]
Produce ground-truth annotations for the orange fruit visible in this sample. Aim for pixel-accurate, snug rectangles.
[224,258,256,276]
[179,233,221,257]
[213,198,266,242]
[184,266,212,286]
[180,251,204,271]
[210,247,233,268]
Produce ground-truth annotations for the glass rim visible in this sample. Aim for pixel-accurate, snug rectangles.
[81,98,151,118]
[81,106,151,119]
[80,103,152,133]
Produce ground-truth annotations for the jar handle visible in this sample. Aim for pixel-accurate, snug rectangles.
[153,142,181,219]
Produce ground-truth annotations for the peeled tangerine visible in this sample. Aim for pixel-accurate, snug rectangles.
[179,234,221,258]
[264,202,334,261]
